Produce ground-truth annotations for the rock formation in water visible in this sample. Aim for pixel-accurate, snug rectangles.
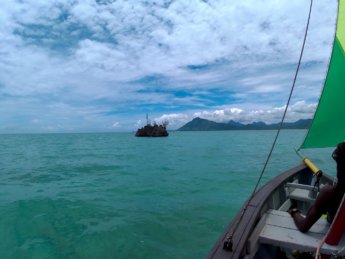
[135,123,169,137]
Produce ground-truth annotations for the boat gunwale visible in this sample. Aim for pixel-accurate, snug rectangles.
[207,163,312,259]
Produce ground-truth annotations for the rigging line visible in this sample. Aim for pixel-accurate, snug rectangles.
[227,0,314,252]
[249,0,313,204]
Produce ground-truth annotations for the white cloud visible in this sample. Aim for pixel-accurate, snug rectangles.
[154,113,190,127]
[192,101,316,125]
[0,0,337,132]
[135,120,143,128]
[112,122,120,128]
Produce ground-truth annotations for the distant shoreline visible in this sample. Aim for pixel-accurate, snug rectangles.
[177,117,312,131]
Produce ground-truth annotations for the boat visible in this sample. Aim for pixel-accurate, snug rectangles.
[135,114,169,137]
[207,0,345,258]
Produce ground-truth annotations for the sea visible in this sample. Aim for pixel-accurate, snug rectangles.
[0,130,336,259]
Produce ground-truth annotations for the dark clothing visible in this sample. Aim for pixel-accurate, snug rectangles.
[325,185,344,223]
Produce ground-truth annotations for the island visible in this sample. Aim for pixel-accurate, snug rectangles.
[178,117,312,131]
[135,115,169,137]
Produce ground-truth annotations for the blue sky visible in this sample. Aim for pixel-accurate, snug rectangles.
[0,0,337,133]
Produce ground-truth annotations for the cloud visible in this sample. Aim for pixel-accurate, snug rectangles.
[0,0,337,132]
[192,101,316,125]
[112,122,120,128]
[154,113,190,127]
[193,101,316,124]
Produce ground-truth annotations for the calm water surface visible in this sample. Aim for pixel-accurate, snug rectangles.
[0,131,335,258]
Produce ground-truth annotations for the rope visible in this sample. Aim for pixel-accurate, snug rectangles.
[315,237,325,259]
[226,0,314,253]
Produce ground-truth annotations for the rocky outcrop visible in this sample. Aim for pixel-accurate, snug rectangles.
[135,124,169,137]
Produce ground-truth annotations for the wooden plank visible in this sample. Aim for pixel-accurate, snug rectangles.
[278,199,291,211]
[259,210,345,255]
[246,213,268,255]
[286,182,316,191]
[264,210,329,235]
[260,224,325,252]
[289,188,315,203]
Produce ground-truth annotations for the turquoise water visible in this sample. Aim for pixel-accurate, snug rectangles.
[0,131,336,258]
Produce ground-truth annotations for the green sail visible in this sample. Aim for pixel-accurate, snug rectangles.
[301,0,345,149]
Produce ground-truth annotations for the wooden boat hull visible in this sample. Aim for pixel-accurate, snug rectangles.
[207,164,335,259]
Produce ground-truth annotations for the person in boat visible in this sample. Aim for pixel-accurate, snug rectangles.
[289,142,345,233]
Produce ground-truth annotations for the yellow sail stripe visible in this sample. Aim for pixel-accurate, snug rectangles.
[339,0,345,49]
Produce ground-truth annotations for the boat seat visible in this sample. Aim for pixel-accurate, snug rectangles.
[285,182,318,203]
[258,210,345,256]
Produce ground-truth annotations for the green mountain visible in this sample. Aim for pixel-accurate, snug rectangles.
[178,117,312,131]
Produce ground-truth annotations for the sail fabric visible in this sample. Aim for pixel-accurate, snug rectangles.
[301,0,345,149]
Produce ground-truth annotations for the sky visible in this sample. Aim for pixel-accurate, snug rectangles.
[0,0,338,133]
